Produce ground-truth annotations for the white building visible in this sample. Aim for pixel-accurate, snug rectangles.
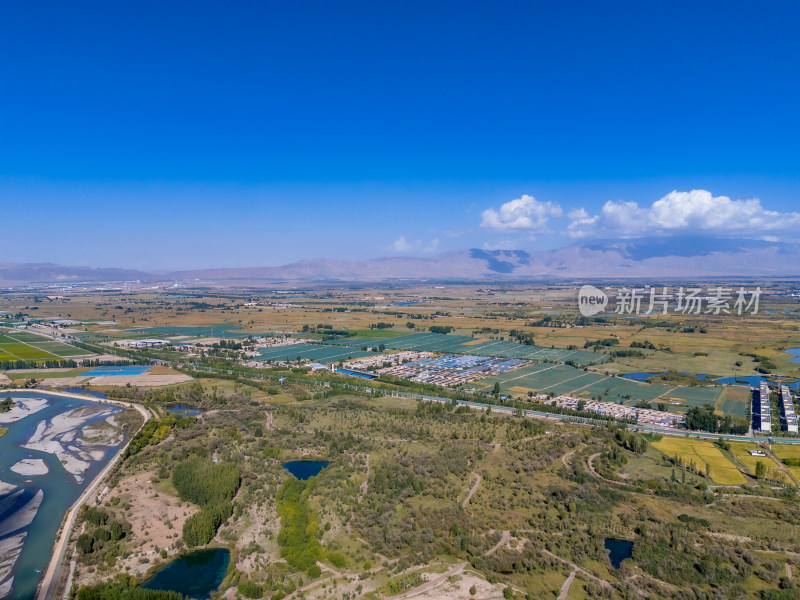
[754,382,772,433]
[780,384,798,434]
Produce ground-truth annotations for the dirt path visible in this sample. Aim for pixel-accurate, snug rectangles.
[462,472,482,507]
[586,452,627,487]
[539,548,612,589]
[384,562,468,600]
[787,563,793,580]
[284,573,342,599]
[561,446,580,468]
[354,536,399,565]
[716,493,789,503]
[359,454,370,502]
[484,530,512,556]
[557,569,577,600]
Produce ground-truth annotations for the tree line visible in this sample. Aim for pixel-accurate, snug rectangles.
[173,458,241,547]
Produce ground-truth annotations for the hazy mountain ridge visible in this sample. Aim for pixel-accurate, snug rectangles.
[3,237,800,285]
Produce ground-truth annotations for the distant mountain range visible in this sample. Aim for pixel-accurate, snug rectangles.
[4,236,800,285]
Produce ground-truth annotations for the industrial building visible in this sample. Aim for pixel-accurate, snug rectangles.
[780,384,798,434]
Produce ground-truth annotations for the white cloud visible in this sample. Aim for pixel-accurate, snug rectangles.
[482,240,516,250]
[389,236,441,254]
[424,238,440,253]
[391,236,412,252]
[568,189,800,239]
[481,195,562,232]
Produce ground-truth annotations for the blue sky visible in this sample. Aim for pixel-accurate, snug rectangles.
[1,1,799,269]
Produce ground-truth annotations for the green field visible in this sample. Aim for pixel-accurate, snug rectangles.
[26,341,89,357]
[661,386,723,407]
[324,332,606,366]
[0,331,90,362]
[0,335,60,360]
[254,343,377,364]
[128,325,263,338]
[4,331,48,342]
[717,386,751,418]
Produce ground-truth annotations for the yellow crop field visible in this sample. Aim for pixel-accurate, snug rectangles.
[728,442,768,477]
[770,444,800,460]
[652,437,747,485]
[769,444,800,484]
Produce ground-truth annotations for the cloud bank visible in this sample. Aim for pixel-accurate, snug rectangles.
[481,190,800,243]
[567,190,800,239]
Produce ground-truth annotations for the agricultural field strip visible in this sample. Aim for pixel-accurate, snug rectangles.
[652,437,746,485]
[474,364,560,387]
[4,331,90,358]
[255,343,376,364]
[727,442,771,477]
[323,333,602,365]
[717,389,751,419]
[541,373,609,396]
[0,333,62,360]
[464,339,512,354]
[7,334,89,357]
[3,330,48,342]
[537,371,600,392]
[570,375,613,393]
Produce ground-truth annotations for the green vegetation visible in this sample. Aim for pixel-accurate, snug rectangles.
[429,325,453,334]
[15,285,799,600]
[124,414,196,458]
[0,397,13,412]
[276,477,324,571]
[685,404,749,434]
[76,506,128,565]
[173,458,241,547]
[76,577,185,600]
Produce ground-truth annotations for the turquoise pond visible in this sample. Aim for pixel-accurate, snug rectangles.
[0,391,126,600]
[142,548,230,600]
[283,460,329,480]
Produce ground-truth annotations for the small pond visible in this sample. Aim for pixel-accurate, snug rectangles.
[786,348,800,365]
[141,548,230,600]
[604,538,633,569]
[283,460,330,480]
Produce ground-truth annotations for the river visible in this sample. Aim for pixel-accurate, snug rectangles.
[0,390,129,600]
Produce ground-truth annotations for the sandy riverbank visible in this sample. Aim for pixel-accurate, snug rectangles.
[10,458,49,476]
[0,489,43,538]
[0,397,48,424]
[23,405,117,483]
[0,532,26,598]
